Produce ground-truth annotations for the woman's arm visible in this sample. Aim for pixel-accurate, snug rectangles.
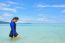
[10,22,15,35]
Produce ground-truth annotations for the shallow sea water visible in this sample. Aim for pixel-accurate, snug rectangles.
[0,23,65,43]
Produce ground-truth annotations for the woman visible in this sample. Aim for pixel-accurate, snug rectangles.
[9,17,19,38]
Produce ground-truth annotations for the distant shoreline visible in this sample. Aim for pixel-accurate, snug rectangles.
[0,23,65,24]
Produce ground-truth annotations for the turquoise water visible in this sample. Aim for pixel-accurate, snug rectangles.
[0,23,65,43]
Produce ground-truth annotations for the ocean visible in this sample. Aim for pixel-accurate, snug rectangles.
[0,23,65,43]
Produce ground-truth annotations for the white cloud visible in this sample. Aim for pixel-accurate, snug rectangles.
[0,13,13,19]
[63,10,65,13]
[18,18,32,23]
[0,13,13,21]
[61,10,65,14]
[2,8,16,12]
[2,13,13,17]
[32,14,65,23]
[0,1,24,13]
[7,1,18,5]
[0,2,10,8]
[0,2,17,12]
[0,16,4,19]
[37,16,48,22]
[0,7,16,12]
[0,3,7,7]
[16,6,25,9]
[36,4,65,8]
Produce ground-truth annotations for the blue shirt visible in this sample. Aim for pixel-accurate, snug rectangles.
[10,21,16,35]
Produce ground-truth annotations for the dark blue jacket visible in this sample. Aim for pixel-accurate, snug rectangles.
[10,21,16,35]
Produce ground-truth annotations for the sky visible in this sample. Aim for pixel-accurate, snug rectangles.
[0,0,65,23]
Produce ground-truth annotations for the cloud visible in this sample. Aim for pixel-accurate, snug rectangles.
[7,1,18,5]
[36,4,65,8]
[0,1,25,13]
[16,6,25,9]
[0,3,7,7]
[0,1,25,22]
[36,16,48,22]
[32,14,65,23]
[0,2,17,12]
[0,13,13,20]
[1,7,16,12]
[63,10,65,13]
[0,7,16,12]
[2,13,13,17]
[61,10,65,14]
[17,14,65,23]
[18,18,32,23]
[0,16,4,19]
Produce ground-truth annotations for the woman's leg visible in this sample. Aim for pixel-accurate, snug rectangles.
[14,32,18,37]
[9,31,13,38]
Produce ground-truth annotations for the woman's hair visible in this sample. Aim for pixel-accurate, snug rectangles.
[12,17,19,20]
